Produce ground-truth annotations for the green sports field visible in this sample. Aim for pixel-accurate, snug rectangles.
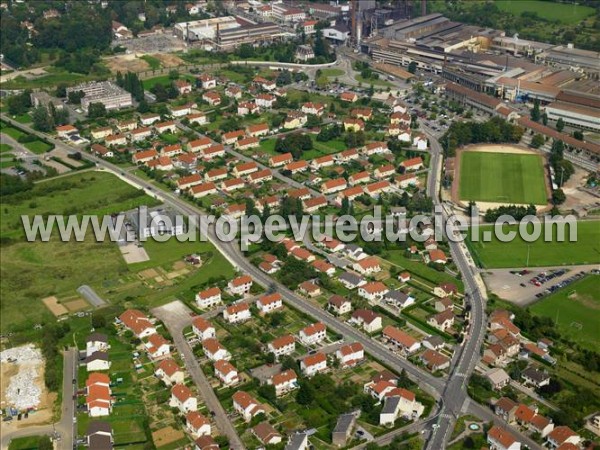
[468,220,600,268]
[496,1,595,24]
[530,276,599,351]
[459,151,548,205]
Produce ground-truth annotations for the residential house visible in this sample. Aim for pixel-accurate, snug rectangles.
[428,309,455,332]
[86,421,113,450]
[86,383,112,417]
[336,342,364,368]
[337,272,366,290]
[328,295,352,315]
[91,127,113,140]
[495,397,518,423]
[428,249,448,265]
[311,154,335,170]
[195,435,219,450]
[302,102,325,116]
[396,173,417,188]
[188,137,213,153]
[269,152,293,168]
[358,282,389,302]
[300,352,327,377]
[374,164,395,179]
[91,143,113,158]
[140,113,160,126]
[253,422,282,446]
[145,334,170,359]
[225,86,242,99]
[105,134,127,147]
[343,118,365,132]
[256,94,277,108]
[487,426,521,450]
[349,171,370,186]
[86,333,109,356]
[214,360,240,386]
[155,358,185,385]
[186,411,211,438]
[195,286,222,309]
[382,326,421,354]
[248,168,272,183]
[174,79,192,95]
[434,297,454,312]
[155,121,177,134]
[350,309,383,333]
[286,160,309,173]
[187,112,208,126]
[257,293,283,314]
[202,91,221,106]
[198,74,216,89]
[201,144,225,160]
[119,309,156,338]
[303,196,328,213]
[283,111,307,129]
[267,335,295,358]
[130,127,152,142]
[222,130,245,145]
[170,384,197,414]
[223,303,251,324]
[420,349,450,371]
[434,283,458,299]
[351,107,372,121]
[321,178,347,194]
[170,104,192,117]
[379,388,424,426]
[192,317,216,341]
[522,367,550,388]
[233,391,266,422]
[247,123,269,137]
[547,426,580,448]
[132,149,158,165]
[352,256,381,276]
[270,369,298,397]
[383,290,415,309]
[340,92,358,103]
[299,322,326,346]
[227,275,253,296]
[233,161,258,177]
[298,281,321,297]
[56,124,78,138]
[485,368,511,390]
[202,338,231,361]
[312,259,336,277]
[400,157,424,171]
[238,102,259,116]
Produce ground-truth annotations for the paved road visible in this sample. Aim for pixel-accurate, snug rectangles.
[1,348,78,450]
[151,301,245,450]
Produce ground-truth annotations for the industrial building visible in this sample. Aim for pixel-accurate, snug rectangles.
[66,81,132,114]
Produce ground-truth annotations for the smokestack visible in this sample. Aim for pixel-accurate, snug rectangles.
[351,0,356,44]
[421,0,426,16]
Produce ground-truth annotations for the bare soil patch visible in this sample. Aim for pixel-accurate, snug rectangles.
[153,53,185,68]
[64,298,89,312]
[105,54,150,74]
[152,426,185,448]
[139,268,159,279]
[42,296,68,317]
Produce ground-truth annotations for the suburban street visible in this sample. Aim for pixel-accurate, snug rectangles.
[0,348,78,450]
[151,301,246,450]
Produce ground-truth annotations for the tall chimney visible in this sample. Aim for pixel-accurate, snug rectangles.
[421,0,427,16]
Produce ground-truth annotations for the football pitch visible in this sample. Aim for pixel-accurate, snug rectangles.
[468,221,600,268]
[530,276,599,351]
[459,151,547,205]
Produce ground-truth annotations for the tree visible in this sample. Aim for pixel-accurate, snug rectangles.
[68,90,85,105]
[551,189,566,205]
[572,130,583,140]
[408,61,417,74]
[168,69,179,80]
[88,102,106,118]
[542,112,548,126]
[530,134,545,148]
[137,99,150,113]
[32,106,54,132]
[314,29,328,58]
[91,312,107,329]
[530,99,541,122]
[296,380,315,405]
[556,117,565,132]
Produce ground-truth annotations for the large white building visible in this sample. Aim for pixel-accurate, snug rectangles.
[67,81,132,114]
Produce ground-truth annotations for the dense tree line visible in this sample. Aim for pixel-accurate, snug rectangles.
[116,71,145,102]
[441,117,524,157]
[32,103,69,132]
[483,204,537,223]
[549,140,574,187]
[275,133,312,159]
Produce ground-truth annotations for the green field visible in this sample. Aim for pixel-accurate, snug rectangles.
[24,140,53,154]
[139,54,162,70]
[459,151,547,205]
[0,143,13,153]
[1,69,93,90]
[1,125,27,140]
[468,220,600,268]
[0,171,234,332]
[530,276,599,350]
[142,74,195,90]
[496,0,595,24]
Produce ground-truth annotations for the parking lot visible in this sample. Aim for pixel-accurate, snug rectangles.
[483,265,599,306]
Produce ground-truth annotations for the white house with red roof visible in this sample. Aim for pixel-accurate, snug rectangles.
[145,334,170,359]
[186,411,211,438]
[299,322,326,346]
[379,387,424,426]
[352,256,381,276]
[267,335,295,358]
[170,384,197,413]
[232,391,266,422]
[195,286,222,308]
[189,182,217,198]
[202,338,231,361]
[228,275,253,296]
[155,358,185,385]
[119,309,156,338]
[382,326,421,354]
[269,152,293,168]
[487,426,521,450]
[336,342,364,368]
[358,282,389,302]
[198,74,216,89]
[257,293,283,314]
[192,317,216,341]
[400,157,424,171]
[300,352,327,377]
[270,369,298,396]
[223,303,251,323]
[214,360,240,386]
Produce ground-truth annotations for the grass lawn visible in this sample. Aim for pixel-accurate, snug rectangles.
[142,74,195,90]
[530,276,599,351]
[140,54,162,70]
[13,113,32,124]
[459,151,547,205]
[1,68,93,90]
[7,436,47,450]
[384,250,464,290]
[258,138,277,155]
[1,125,27,140]
[302,135,346,159]
[468,220,600,268]
[496,0,595,24]
[24,140,53,154]
[355,74,394,87]
[0,143,13,153]
[0,157,16,168]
